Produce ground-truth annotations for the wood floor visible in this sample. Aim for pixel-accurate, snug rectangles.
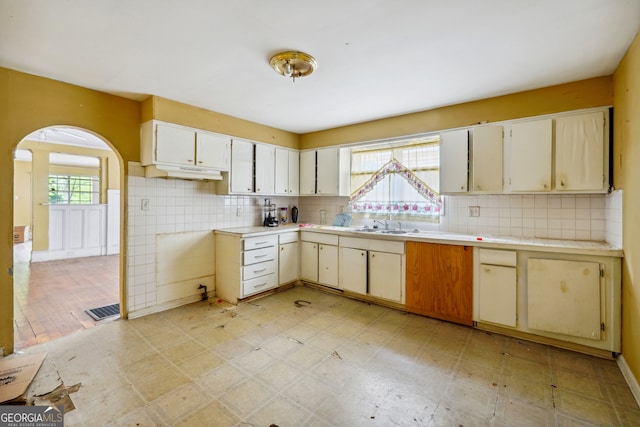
[13,242,120,350]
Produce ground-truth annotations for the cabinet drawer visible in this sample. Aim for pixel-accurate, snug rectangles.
[279,232,299,245]
[243,259,277,281]
[243,245,277,265]
[242,273,277,297]
[478,248,516,267]
[300,231,339,245]
[243,235,278,250]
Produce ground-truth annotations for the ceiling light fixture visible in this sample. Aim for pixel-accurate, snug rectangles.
[269,51,317,82]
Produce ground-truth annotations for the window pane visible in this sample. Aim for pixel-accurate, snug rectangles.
[350,138,442,222]
[48,174,100,205]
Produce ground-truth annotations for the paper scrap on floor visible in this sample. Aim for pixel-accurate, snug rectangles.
[0,352,46,403]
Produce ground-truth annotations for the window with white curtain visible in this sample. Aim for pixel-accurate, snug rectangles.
[350,136,442,222]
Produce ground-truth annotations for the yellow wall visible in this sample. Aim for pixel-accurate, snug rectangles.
[13,160,31,227]
[613,32,640,386]
[143,96,299,149]
[0,67,140,354]
[301,77,612,148]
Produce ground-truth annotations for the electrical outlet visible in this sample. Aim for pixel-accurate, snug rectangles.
[141,199,150,211]
[468,206,480,217]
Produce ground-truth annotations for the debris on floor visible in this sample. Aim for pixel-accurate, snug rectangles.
[0,352,46,404]
[294,300,311,307]
[33,382,81,413]
[331,351,342,360]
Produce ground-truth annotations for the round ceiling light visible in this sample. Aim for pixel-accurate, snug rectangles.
[269,51,317,81]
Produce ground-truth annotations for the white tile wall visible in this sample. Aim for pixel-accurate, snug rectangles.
[126,174,298,313]
[126,169,623,314]
[304,192,623,246]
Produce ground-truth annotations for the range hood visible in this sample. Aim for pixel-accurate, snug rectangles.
[144,164,223,180]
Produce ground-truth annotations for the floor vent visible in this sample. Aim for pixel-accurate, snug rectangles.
[86,303,120,321]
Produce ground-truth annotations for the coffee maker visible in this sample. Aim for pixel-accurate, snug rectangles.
[263,198,279,227]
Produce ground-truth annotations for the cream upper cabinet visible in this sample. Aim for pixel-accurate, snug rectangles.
[288,150,300,195]
[299,150,316,195]
[230,139,254,193]
[316,148,339,195]
[439,129,469,193]
[255,143,275,194]
[472,125,503,193]
[275,148,299,195]
[300,147,350,196]
[509,118,552,192]
[555,111,606,192]
[141,121,230,171]
[196,131,229,170]
[154,122,196,166]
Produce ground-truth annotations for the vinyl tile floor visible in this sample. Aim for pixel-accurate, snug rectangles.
[16,286,640,426]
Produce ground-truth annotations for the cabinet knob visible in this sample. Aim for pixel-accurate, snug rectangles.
[248,188,252,191]
[361,252,364,256]
[460,186,464,190]
[281,247,284,251]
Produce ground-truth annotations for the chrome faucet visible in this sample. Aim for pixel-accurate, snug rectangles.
[373,219,389,230]
[397,221,402,231]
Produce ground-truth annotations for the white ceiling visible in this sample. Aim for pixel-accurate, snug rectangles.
[1,1,639,134]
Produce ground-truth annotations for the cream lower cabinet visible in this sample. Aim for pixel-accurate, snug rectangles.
[340,247,367,294]
[300,231,339,288]
[278,232,299,285]
[475,249,517,327]
[339,237,405,304]
[215,233,278,303]
[475,248,621,355]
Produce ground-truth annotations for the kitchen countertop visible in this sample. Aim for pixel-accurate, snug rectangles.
[215,224,623,258]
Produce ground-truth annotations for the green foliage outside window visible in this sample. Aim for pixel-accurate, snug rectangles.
[48,174,100,205]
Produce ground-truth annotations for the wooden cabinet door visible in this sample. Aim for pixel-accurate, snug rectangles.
[369,251,402,302]
[230,139,254,193]
[555,111,605,192]
[406,242,473,325]
[439,129,469,193]
[509,119,552,191]
[300,241,318,282]
[318,244,339,287]
[155,122,195,166]
[340,247,367,294]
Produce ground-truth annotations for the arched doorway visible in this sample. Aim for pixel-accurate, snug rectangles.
[12,126,123,349]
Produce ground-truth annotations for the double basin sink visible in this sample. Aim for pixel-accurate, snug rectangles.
[352,227,411,235]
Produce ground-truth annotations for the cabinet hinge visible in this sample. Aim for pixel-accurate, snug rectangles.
[600,268,605,278]
[601,322,606,332]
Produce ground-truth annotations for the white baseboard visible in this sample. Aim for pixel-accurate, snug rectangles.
[618,354,640,407]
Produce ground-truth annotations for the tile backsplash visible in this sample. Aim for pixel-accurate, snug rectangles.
[126,165,622,313]
[298,191,623,245]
